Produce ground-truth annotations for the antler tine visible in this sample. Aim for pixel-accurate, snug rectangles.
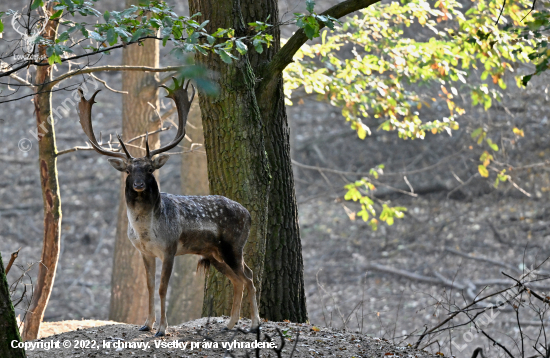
[77,88,127,159]
[150,79,195,157]
[117,134,133,159]
[145,131,151,158]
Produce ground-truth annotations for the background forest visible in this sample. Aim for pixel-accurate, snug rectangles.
[1,0,550,357]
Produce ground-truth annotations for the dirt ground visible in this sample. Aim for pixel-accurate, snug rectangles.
[26,317,439,357]
[2,0,550,357]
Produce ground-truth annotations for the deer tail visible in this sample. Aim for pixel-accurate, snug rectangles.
[196,257,211,275]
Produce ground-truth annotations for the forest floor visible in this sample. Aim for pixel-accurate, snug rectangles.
[27,318,439,358]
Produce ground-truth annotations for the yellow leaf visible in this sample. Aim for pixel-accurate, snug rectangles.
[312,326,320,332]
[478,165,489,178]
[431,128,438,134]
[512,127,524,137]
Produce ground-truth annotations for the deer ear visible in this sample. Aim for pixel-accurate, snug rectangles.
[108,158,127,172]
[153,154,170,170]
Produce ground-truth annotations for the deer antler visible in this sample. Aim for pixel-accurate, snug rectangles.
[149,77,195,157]
[12,8,50,54]
[77,88,130,159]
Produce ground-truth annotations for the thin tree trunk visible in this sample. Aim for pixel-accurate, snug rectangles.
[0,252,26,357]
[23,3,62,340]
[109,0,160,323]
[167,101,207,324]
[190,0,307,322]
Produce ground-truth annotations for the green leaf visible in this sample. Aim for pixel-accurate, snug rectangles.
[106,27,117,45]
[304,24,316,39]
[486,139,499,151]
[30,0,44,11]
[88,31,105,42]
[130,28,145,43]
[103,11,110,22]
[48,53,62,65]
[306,0,315,13]
[235,40,247,55]
[50,10,63,19]
[218,49,233,64]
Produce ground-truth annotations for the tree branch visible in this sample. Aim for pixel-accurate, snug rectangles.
[8,73,33,87]
[49,65,183,89]
[262,0,381,83]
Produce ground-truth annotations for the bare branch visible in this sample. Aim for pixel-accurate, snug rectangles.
[88,73,128,94]
[50,65,183,89]
[57,126,171,157]
[5,248,22,275]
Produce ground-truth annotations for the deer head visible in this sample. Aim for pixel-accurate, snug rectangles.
[77,78,195,194]
[11,8,50,55]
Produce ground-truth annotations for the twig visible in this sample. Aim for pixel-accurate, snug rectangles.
[5,247,21,275]
[502,271,550,304]
[56,126,171,156]
[88,73,128,94]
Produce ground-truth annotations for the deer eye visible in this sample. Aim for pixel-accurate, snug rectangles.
[148,168,154,174]
[125,170,130,174]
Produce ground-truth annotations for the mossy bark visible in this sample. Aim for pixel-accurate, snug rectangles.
[109,0,160,323]
[0,252,26,357]
[23,3,63,340]
[189,0,306,322]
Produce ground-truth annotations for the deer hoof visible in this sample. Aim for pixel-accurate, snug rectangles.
[154,331,165,337]
[138,326,151,331]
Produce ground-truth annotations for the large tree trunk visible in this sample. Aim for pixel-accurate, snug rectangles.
[167,101,207,324]
[23,4,63,340]
[189,0,306,322]
[109,0,160,323]
[189,0,271,319]
[1,252,26,357]
[258,79,307,322]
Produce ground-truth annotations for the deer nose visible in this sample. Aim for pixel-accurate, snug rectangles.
[133,181,145,192]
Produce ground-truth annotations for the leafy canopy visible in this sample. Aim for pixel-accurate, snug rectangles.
[285,0,537,229]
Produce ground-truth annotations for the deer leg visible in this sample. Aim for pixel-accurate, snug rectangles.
[210,260,244,329]
[140,253,156,331]
[242,263,260,328]
[156,253,175,337]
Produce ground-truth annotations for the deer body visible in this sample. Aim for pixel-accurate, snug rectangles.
[77,79,260,337]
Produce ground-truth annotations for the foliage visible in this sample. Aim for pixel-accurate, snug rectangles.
[284,0,536,229]
[2,0,274,66]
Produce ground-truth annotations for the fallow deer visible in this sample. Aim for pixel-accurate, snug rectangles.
[77,78,260,337]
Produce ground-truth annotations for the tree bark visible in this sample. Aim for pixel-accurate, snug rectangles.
[109,0,160,323]
[23,3,63,340]
[0,252,26,357]
[189,0,307,322]
[167,101,207,324]
[257,79,307,322]
[189,0,271,319]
